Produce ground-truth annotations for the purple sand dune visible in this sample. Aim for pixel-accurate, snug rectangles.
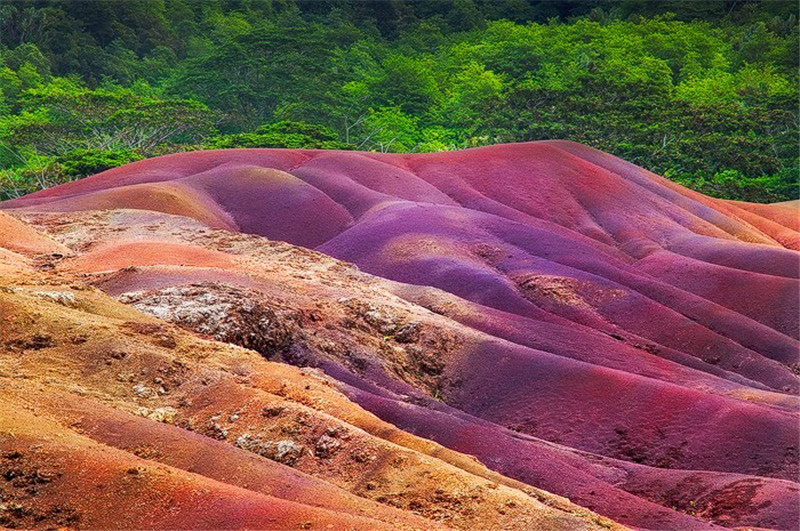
[4,141,798,530]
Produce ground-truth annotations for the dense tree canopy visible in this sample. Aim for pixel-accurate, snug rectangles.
[0,0,797,202]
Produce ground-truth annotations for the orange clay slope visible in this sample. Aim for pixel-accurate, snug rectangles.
[1,141,798,531]
[0,214,621,531]
[2,205,795,531]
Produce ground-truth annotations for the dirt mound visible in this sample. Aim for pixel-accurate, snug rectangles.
[66,241,235,273]
[1,141,798,530]
[0,211,69,255]
[0,211,621,531]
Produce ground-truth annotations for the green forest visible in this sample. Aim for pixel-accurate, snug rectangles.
[0,0,797,202]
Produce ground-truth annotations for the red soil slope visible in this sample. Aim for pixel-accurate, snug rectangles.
[0,211,69,255]
[2,141,798,531]
[0,220,617,531]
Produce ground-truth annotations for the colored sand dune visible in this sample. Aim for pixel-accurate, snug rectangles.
[1,141,798,530]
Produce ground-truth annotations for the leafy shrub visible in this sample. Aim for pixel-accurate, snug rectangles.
[205,121,354,150]
[54,148,143,178]
[0,148,144,200]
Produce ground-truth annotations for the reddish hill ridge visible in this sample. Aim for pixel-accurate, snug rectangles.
[2,140,798,531]
[0,213,621,531]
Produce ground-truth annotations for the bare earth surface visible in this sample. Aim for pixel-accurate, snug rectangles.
[1,141,798,530]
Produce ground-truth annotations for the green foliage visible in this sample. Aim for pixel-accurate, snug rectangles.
[206,121,353,150]
[0,0,797,202]
[0,146,145,201]
[165,15,357,131]
[54,148,143,178]
[670,168,798,204]
[1,78,216,154]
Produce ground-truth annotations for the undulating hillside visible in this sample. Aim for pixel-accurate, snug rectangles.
[1,141,798,530]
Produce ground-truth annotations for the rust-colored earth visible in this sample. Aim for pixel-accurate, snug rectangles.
[1,141,798,530]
